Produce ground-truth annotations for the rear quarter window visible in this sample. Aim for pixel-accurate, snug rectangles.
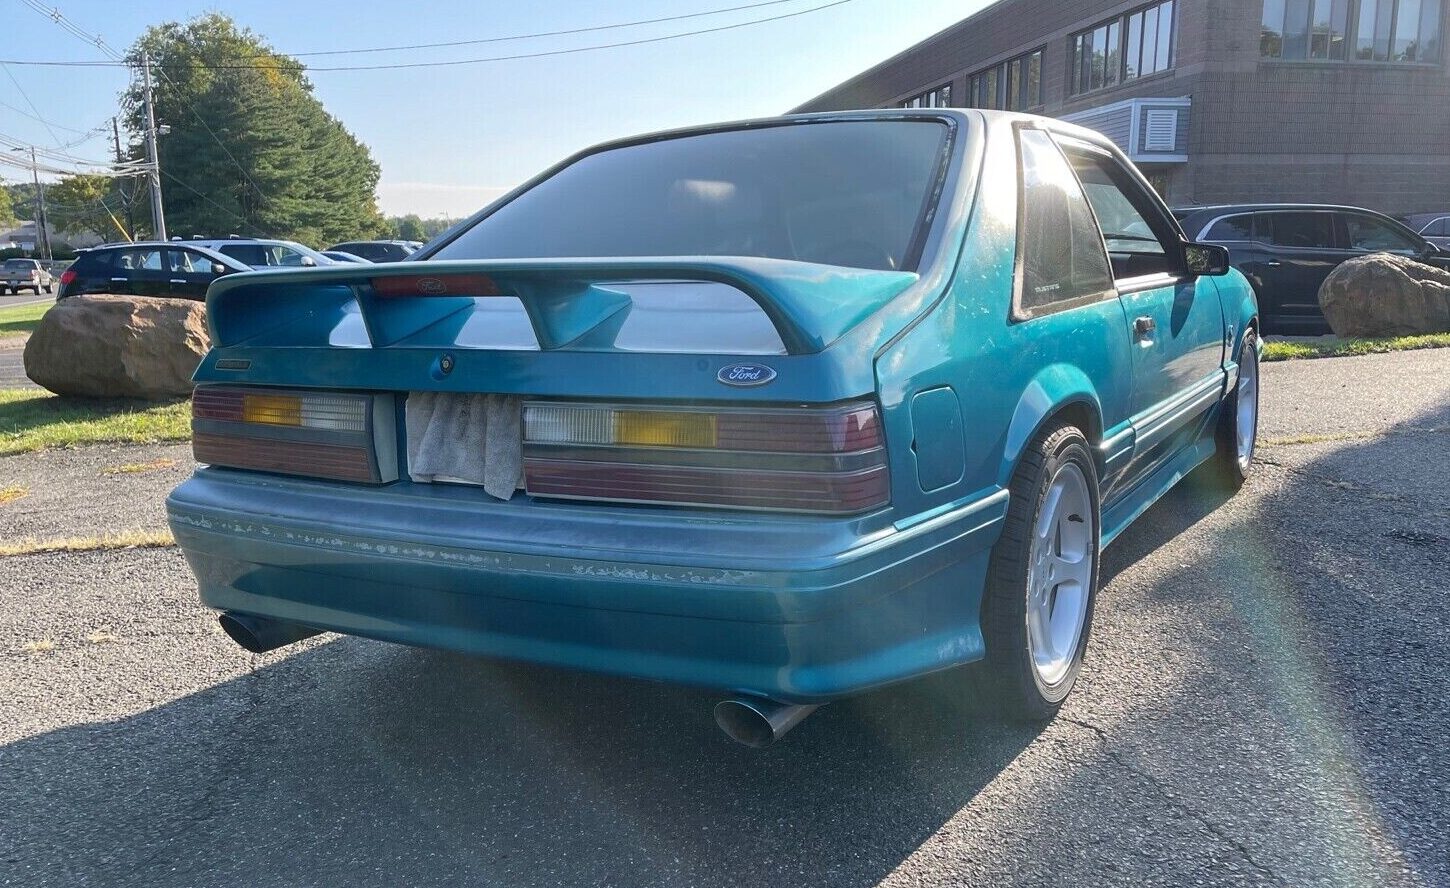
[1204,215,1255,241]
[1015,128,1113,315]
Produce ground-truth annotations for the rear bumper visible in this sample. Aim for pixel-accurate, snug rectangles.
[167,468,1007,701]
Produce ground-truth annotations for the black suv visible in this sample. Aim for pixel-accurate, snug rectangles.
[325,240,421,263]
[1173,203,1450,335]
[58,242,252,301]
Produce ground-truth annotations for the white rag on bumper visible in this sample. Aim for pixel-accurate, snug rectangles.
[405,392,524,500]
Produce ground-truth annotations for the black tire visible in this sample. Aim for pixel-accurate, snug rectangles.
[974,424,1101,721]
[1208,331,1259,490]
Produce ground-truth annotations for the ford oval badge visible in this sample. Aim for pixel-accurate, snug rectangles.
[717,363,777,387]
[417,277,448,295]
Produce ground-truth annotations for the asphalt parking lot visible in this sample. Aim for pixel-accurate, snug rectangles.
[2,348,1447,888]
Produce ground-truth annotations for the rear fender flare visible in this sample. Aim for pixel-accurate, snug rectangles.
[999,365,1104,487]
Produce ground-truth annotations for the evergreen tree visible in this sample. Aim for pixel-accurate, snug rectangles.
[123,14,386,243]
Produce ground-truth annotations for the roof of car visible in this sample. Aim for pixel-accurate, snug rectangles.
[1171,203,1393,218]
[87,241,252,269]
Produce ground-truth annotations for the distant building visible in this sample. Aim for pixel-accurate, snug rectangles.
[792,0,1449,215]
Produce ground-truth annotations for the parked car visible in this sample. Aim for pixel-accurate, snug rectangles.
[58,242,251,301]
[1174,203,1450,335]
[168,110,1258,746]
[1,258,54,295]
[185,237,336,269]
[1402,213,1450,250]
[320,250,373,264]
[325,239,420,262]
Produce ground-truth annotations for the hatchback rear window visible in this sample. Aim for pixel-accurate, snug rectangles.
[431,120,951,272]
[4,259,36,270]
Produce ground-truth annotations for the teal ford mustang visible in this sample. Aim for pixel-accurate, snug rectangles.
[167,110,1259,746]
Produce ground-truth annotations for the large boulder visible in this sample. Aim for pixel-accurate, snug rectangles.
[1318,253,1450,337]
[24,295,209,399]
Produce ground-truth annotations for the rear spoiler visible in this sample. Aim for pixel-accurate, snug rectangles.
[205,257,918,356]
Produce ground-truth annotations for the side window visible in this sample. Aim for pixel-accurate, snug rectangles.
[1344,215,1422,252]
[1058,141,1177,281]
[1429,218,1449,237]
[169,250,198,273]
[1015,128,1113,316]
[1205,215,1255,241]
[1265,213,1335,249]
[221,245,265,266]
[114,248,164,271]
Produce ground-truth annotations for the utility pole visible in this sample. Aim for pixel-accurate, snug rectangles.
[113,116,138,239]
[141,52,167,241]
[26,147,52,261]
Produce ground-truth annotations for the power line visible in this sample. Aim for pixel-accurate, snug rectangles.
[288,0,805,56]
[14,2,270,206]
[0,0,855,71]
[0,60,61,145]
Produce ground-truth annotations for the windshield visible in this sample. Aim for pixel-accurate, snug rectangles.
[431,120,950,272]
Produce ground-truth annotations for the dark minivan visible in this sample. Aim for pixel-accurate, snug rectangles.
[1174,204,1450,334]
[58,242,251,301]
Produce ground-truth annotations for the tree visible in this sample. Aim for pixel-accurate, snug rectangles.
[386,214,453,241]
[47,174,131,241]
[123,14,386,244]
[0,179,13,225]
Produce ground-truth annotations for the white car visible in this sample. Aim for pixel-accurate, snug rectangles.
[184,238,335,270]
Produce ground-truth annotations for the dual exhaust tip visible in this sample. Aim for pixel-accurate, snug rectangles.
[219,611,818,747]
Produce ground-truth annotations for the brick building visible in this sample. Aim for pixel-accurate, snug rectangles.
[792,0,1449,215]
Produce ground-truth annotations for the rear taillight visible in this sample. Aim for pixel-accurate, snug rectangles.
[521,401,890,515]
[59,269,77,286]
[192,386,397,483]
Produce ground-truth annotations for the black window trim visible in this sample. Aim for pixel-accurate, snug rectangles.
[1054,133,1192,295]
[1009,123,1119,324]
[967,46,1047,111]
[1069,0,1178,98]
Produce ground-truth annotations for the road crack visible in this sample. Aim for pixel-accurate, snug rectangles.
[1055,715,1284,884]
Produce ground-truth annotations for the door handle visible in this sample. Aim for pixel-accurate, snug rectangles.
[1265,260,1283,267]
[1133,315,1156,338]
[110,277,127,282]
[169,279,187,284]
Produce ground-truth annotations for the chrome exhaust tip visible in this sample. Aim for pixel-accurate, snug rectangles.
[218,611,322,654]
[713,697,820,748]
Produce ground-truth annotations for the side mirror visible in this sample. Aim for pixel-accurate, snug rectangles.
[300,256,316,267]
[1183,241,1231,277]
[212,263,229,275]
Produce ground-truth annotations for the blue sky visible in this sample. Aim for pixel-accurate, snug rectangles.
[1,0,992,218]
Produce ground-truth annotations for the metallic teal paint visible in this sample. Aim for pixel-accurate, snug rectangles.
[168,110,1258,704]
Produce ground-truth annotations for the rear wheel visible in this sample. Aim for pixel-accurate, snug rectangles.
[1209,331,1259,489]
[975,424,1101,720]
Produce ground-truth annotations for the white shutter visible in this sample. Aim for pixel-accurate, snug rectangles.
[1143,109,1179,152]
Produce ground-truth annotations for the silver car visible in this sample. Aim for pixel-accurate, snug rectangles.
[184,237,336,270]
[1403,213,1450,250]
[1,258,54,295]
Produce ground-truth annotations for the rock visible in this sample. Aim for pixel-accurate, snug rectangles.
[23,295,209,399]
[1318,253,1450,337]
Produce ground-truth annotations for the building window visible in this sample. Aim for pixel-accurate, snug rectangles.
[1070,1,1176,96]
[969,48,1044,110]
[1262,0,1441,61]
[900,83,952,108]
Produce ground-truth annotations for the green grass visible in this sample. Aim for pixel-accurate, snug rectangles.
[0,389,191,456]
[1262,333,1450,362]
[0,300,52,340]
